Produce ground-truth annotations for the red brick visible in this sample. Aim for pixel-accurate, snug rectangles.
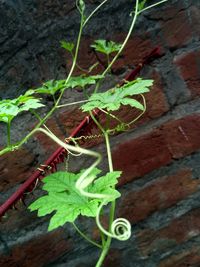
[159,246,200,267]
[0,204,39,233]
[112,34,156,71]
[163,114,200,158]
[145,71,169,119]
[34,116,66,154]
[118,169,199,223]
[137,209,200,256]
[190,6,200,36]
[113,114,200,184]
[161,10,192,48]
[0,229,71,267]
[103,249,122,267]
[147,4,182,21]
[0,149,35,193]
[113,129,172,185]
[174,50,200,96]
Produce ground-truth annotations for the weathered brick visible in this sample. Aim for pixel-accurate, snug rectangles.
[174,50,200,96]
[113,114,200,185]
[0,149,36,193]
[113,129,172,185]
[0,229,71,267]
[161,9,192,48]
[159,246,200,267]
[103,249,122,267]
[163,114,200,158]
[112,35,155,71]
[189,5,200,37]
[137,209,200,256]
[118,169,199,223]
[34,116,66,154]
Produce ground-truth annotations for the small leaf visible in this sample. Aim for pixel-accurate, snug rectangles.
[138,0,147,11]
[0,92,44,124]
[91,40,122,55]
[18,99,45,112]
[120,98,144,110]
[35,80,66,95]
[60,41,74,52]
[65,75,103,89]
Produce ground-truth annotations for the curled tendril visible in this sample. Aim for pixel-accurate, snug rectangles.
[95,201,131,241]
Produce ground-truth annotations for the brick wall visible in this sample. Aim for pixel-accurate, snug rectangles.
[0,0,200,266]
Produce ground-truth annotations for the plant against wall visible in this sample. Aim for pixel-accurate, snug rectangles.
[0,1,169,266]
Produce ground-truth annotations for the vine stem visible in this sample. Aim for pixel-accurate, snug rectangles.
[102,1,139,77]
[83,0,108,27]
[72,222,102,249]
[56,99,88,108]
[7,121,11,147]
[95,132,114,267]
[138,0,169,15]
[93,0,139,94]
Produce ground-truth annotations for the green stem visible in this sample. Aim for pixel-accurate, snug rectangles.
[30,110,42,122]
[56,99,88,109]
[94,0,139,94]
[73,222,102,249]
[95,132,114,267]
[56,14,84,106]
[6,121,11,147]
[138,0,169,15]
[89,111,106,135]
[83,0,108,27]
[102,2,139,77]
[104,131,113,172]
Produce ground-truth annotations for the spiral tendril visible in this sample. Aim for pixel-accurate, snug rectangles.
[95,201,131,241]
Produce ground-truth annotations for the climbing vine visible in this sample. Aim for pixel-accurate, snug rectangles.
[0,1,169,266]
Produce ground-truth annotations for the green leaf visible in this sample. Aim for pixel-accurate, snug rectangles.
[90,171,121,202]
[35,79,66,95]
[81,78,153,112]
[91,40,122,55]
[60,41,74,52]
[18,99,45,112]
[0,100,19,123]
[138,0,147,11]
[29,169,121,231]
[0,93,44,124]
[34,75,103,96]
[65,75,103,89]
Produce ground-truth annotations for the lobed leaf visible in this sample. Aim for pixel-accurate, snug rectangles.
[29,169,121,231]
[60,41,74,52]
[66,75,104,89]
[35,80,66,95]
[81,78,153,112]
[0,93,44,124]
[91,40,122,55]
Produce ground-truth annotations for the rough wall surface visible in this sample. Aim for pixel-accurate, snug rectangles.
[0,0,200,267]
